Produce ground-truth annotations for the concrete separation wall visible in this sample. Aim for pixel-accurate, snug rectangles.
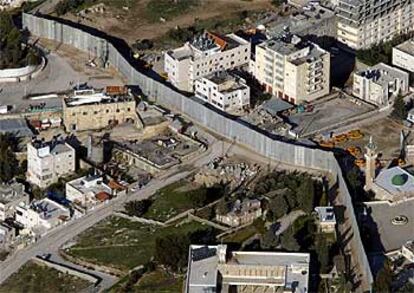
[22,13,373,291]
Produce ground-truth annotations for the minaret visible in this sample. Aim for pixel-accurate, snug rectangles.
[364,136,377,191]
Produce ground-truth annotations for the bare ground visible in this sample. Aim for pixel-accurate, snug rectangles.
[59,0,275,44]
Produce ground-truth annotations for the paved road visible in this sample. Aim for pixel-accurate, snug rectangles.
[275,210,306,236]
[0,140,222,287]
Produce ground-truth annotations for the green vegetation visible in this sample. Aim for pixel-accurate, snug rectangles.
[66,216,216,271]
[134,269,183,293]
[221,225,258,243]
[356,32,414,66]
[255,171,323,221]
[0,260,92,293]
[391,95,408,121]
[145,0,197,22]
[124,199,152,217]
[0,134,22,183]
[0,12,39,69]
[55,0,96,15]
[373,260,393,293]
[108,265,183,293]
[143,180,224,222]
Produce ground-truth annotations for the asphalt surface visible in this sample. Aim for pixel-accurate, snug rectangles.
[0,140,223,288]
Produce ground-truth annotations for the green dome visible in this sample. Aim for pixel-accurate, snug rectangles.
[392,174,408,186]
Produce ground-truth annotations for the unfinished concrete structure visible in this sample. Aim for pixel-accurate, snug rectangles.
[63,87,141,131]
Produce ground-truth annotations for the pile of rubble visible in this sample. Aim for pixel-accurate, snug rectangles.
[194,159,258,189]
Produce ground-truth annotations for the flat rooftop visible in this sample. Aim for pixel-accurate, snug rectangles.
[64,89,133,107]
[187,245,219,293]
[314,206,336,223]
[67,175,112,196]
[355,63,408,87]
[205,72,248,93]
[186,245,310,293]
[366,199,414,252]
[115,139,180,168]
[31,139,73,156]
[0,183,25,205]
[261,33,308,56]
[0,118,33,137]
[395,39,414,55]
[374,166,414,196]
[31,198,69,221]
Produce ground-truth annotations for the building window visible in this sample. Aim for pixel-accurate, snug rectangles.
[116,109,120,113]
[83,112,87,115]
[127,108,131,111]
[106,109,109,113]
[94,111,98,115]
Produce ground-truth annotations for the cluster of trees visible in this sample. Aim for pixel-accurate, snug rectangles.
[391,95,409,121]
[0,12,39,69]
[154,227,216,271]
[261,215,335,274]
[0,134,21,183]
[254,171,323,221]
[124,199,152,217]
[185,184,224,208]
[356,32,414,66]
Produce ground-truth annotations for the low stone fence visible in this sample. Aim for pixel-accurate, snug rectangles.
[60,250,124,277]
[113,212,166,226]
[0,56,46,83]
[33,256,100,285]
[187,213,228,231]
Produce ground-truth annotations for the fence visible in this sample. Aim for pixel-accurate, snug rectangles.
[22,12,373,291]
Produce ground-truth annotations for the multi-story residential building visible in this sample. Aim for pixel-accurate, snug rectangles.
[164,32,250,92]
[0,182,28,221]
[26,139,76,188]
[353,63,409,107]
[393,38,414,76]
[255,32,330,104]
[63,87,140,132]
[185,244,310,293]
[15,198,70,235]
[194,72,250,112]
[337,0,414,50]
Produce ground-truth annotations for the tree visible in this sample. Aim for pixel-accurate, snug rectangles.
[373,260,393,293]
[155,233,190,271]
[391,95,408,121]
[315,235,331,273]
[215,199,230,215]
[268,195,289,220]
[261,228,280,249]
[280,225,300,251]
[124,199,152,217]
[296,176,315,213]
[0,134,20,183]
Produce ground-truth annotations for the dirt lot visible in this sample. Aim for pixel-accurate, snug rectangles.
[59,0,275,44]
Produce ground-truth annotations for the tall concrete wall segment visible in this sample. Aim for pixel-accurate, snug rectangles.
[22,13,373,291]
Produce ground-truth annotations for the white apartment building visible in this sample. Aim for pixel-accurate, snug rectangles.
[194,72,250,112]
[337,0,414,50]
[254,33,330,104]
[66,175,113,209]
[0,182,28,221]
[164,32,250,92]
[15,198,70,235]
[27,139,76,189]
[353,63,409,107]
[393,38,414,75]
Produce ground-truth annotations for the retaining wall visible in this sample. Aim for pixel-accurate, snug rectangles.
[22,13,373,291]
[0,57,46,83]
